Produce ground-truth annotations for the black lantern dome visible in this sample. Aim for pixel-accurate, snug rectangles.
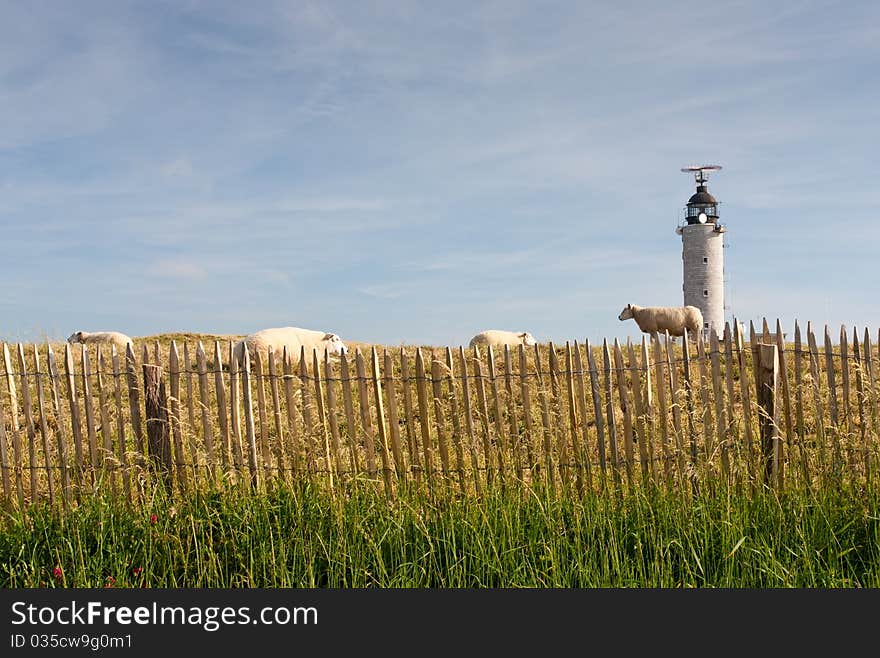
[686,185,718,224]
[681,165,722,226]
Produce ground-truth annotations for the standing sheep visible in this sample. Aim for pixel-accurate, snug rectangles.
[233,326,348,366]
[468,329,538,349]
[617,304,703,338]
[67,331,134,351]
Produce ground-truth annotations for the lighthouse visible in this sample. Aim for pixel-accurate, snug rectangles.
[676,165,726,338]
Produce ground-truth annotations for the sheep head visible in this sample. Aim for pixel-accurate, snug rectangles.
[519,332,537,346]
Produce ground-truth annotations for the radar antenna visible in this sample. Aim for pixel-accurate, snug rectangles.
[680,164,722,186]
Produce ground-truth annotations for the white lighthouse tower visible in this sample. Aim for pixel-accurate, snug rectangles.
[676,165,726,338]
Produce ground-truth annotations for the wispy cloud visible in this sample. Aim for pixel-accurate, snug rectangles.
[358,284,410,300]
[265,270,292,285]
[273,198,388,213]
[148,259,208,281]
[414,249,537,273]
[161,157,194,179]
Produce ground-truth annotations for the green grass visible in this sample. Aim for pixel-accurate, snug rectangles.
[1,482,878,588]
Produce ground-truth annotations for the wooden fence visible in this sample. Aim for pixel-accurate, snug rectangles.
[0,318,877,507]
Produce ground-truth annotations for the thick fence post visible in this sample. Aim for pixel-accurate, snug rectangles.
[757,344,780,488]
[143,362,173,489]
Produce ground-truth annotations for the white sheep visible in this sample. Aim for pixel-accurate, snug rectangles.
[67,331,134,351]
[617,304,703,338]
[468,329,538,349]
[233,326,348,365]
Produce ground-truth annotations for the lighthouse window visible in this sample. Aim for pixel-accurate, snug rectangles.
[704,322,709,330]
[703,289,709,297]
[703,257,708,264]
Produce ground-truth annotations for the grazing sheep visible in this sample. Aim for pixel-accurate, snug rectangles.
[67,331,133,351]
[618,304,703,338]
[468,329,538,349]
[233,326,348,365]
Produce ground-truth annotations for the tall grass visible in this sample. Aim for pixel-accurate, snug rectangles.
[2,482,878,588]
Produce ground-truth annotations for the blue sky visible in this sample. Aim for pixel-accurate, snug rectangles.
[1,1,878,347]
